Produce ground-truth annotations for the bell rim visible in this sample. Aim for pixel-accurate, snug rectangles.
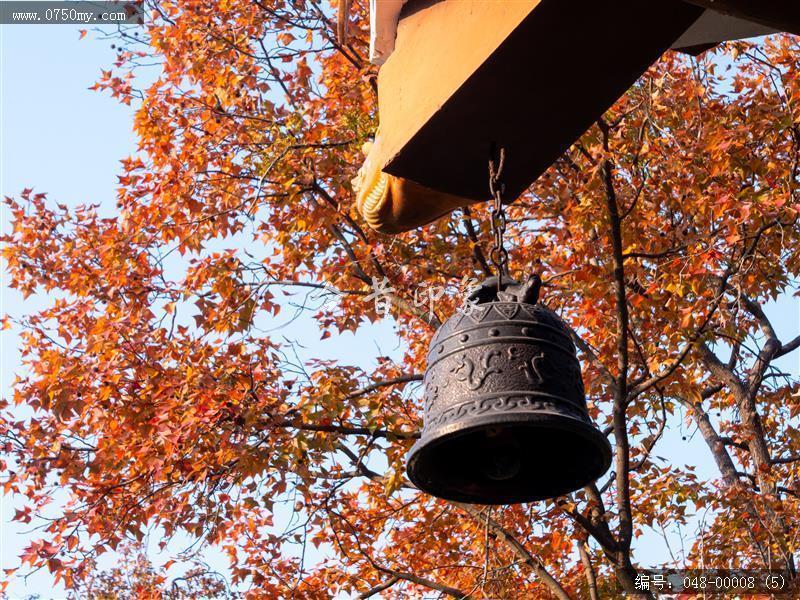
[406,411,612,505]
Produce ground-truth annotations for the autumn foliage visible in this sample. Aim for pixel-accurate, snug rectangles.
[3,1,800,597]
[71,541,238,599]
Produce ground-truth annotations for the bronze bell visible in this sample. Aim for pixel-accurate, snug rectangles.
[407,275,611,504]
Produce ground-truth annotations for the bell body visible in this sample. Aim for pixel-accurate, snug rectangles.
[407,279,611,504]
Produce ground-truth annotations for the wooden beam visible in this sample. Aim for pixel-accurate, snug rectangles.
[680,1,800,35]
[375,0,703,202]
[672,9,779,54]
[357,0,799,232]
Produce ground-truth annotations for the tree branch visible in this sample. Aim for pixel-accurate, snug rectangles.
[372,568,472,599]
[568,326,618,396]
[358,576,399,599]
[776,335,800,358]
[455,503,574,600]
[598,120,637,591]
[675,392,770,565]
[346,374,423,400]
[771,454,800,465]
[271,419,419,440]
[578,540,600,600]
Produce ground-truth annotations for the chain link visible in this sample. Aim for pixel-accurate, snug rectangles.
[488,147,509,290]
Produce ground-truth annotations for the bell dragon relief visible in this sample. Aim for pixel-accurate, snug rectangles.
[406,275,611,504]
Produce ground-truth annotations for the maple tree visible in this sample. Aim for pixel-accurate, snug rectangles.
[72,541,238,599]
[2,1,800,597]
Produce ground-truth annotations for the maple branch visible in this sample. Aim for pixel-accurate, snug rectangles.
[675,391,770,565]
[720,436,748,451]
[322,451,565,597]
[252,1,317,31]
[264,373,425,440]
[346,374,424,400]
[738,290,779,343]
[358,576,399,599]
[271,420,419,440]
[695,344,796,572]
[627,262,737,399]
[631,392,667,471]
[732,290,792,397]
[598,120,638,590]
[771,454,800,465]
[629,212,786,402]
[331,503,473,599]
[622,245,686,260]
[389,293,443,329]
[337,443,383,481]
[568,326,618,396]
[620,175,648,220]
[776,335,800,358]
[258,279,368,296]
[737,288,800,359]
[578,540,600,600]
[455,503,574,600]
[699,343,773,465]
[308,0,365,69]
[556,497,617,553]
[698,344,745,394]
[676,395,741,484]
[311,183,374,252]
[312,186,440,328]
[371,568,472,600]
[326,222,371,284]
[260,43,298,107]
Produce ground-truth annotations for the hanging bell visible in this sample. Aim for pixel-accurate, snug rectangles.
[407,275,611,504]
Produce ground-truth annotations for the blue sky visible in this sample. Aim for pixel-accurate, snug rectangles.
[1,17,798,600]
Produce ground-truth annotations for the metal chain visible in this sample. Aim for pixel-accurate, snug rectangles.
[488,147,509,290]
